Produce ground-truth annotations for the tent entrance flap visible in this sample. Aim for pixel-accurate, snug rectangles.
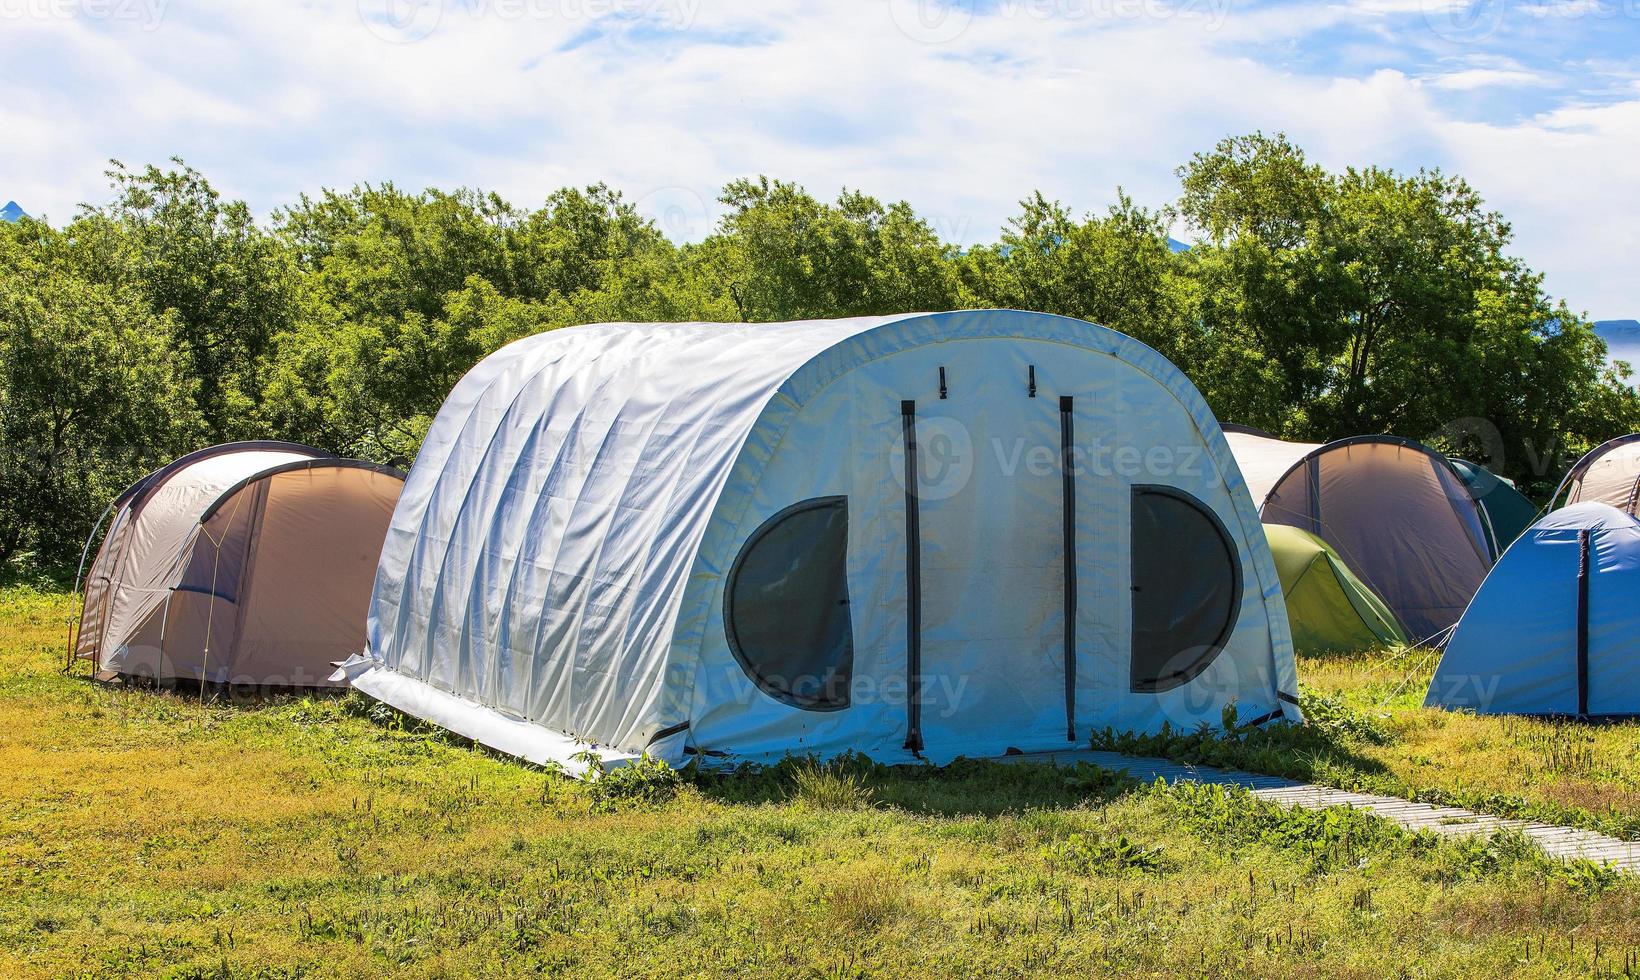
[909,378,1069,757]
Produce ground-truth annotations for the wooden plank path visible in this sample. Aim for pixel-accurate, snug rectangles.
[1007,749,1640,873]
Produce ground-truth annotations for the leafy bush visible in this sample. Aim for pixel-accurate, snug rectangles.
[1157,780,1405,873]
[1040,832,1167,876]
[1299,690,1394,745]
[587,754,681,809]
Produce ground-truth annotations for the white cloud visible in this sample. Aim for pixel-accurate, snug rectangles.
[0,0,1636,315]
[1425,67,1546,90]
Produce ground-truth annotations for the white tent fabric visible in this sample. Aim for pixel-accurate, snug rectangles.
[346,310,1302,772]
[1428,503,1640,716]
[1223,429,1323,505]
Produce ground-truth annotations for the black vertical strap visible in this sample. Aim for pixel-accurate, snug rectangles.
[938,367,948,400]
[1059,396,1078,742]
[1577,528,1591,717]
[1028,366,1037,398]
[1305,455,1323,536]
[900,400,924,752]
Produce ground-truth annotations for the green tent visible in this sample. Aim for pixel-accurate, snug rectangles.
[1266,524,1408,655]
[1446,458,1539,553]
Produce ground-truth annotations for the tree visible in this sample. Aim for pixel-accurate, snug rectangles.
[1177,132,1640,481]
[75,160,303,439]
[0,219,202,571]
[267,183,677,460]
[961,191,1199,365]
[698,178,968,321]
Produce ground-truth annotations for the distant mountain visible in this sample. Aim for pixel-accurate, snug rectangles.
[1166,236,1191,253]
[0,201,25,222]
[1594,320,1640,382]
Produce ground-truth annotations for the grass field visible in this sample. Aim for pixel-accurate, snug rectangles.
[6,586,1640,978]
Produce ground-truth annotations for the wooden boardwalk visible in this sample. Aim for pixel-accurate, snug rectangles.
[1010,749,1640,873]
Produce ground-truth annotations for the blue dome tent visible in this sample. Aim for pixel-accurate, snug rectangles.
[1427,502,1640,717]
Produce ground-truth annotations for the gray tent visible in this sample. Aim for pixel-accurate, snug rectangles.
[74,442,405,687]
[1226,430,1495,641]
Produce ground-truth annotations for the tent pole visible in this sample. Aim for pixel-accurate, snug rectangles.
[65,499,119,672]
[900,400,923,754]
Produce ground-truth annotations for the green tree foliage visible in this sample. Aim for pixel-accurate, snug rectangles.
[4,137,1635,569]
[267,182,673,460]
[960,191,1199,365]
[0,219,202,569]
[73,160,304,439]
[697,178,969,321]
[1177,133,1639,489]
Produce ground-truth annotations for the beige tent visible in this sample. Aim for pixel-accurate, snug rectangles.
[1554,435,1640,515]
[1226,430,1495,642]
[73,442,404,687]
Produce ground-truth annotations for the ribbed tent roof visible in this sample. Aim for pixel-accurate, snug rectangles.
[351,310,1303,769]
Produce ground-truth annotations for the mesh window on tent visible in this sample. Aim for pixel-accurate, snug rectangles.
[1130,485,1243,692]
[725,496,855,710]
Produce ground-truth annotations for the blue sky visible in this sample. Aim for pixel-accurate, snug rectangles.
[2,0,1637,316]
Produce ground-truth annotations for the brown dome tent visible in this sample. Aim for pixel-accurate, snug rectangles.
[72,442,405,687]
[1226,430,1495,642]
[1554,434,1640,515]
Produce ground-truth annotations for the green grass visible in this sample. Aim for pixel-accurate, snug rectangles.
[6,588,1640,977]
[1095,649,1640,842]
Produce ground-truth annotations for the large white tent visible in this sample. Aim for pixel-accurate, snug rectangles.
[339,310,1302,772]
